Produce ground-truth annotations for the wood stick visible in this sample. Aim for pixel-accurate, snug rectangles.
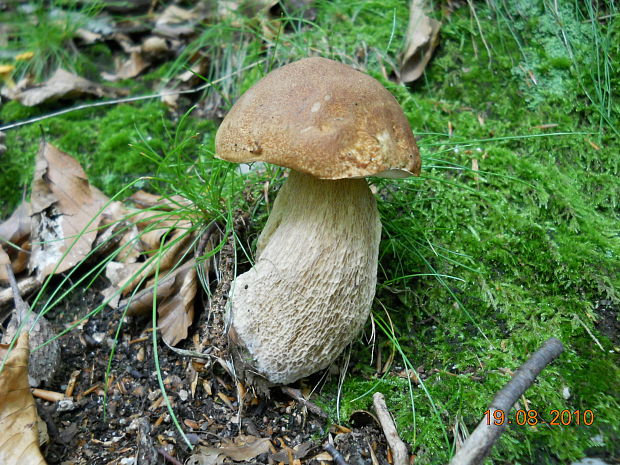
[32,388,68,402]
[324,443,349,465]
[449,337,564,465]
[0,276,38,308]
[373,392,409,465]
[281,386,328,419]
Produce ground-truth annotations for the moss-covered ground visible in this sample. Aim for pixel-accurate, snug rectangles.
[1,0,618,463]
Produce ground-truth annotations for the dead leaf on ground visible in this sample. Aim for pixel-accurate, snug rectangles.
[187,436,272,465]
[3,69,125,106]
[142,36,170,55]
[0,250,9,283]
[28,142,108,281]
[0,202,31,246]
[119,259,198,346]
[399,0,441,83]
[154,5,199,38]
[0,202,33,282]
[101,51,150,82]
[129,190,192,211]
[0,333,48,465]
[134,212,192,253]
[217,0,278,19]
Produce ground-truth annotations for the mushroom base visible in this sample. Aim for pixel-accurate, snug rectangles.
[228,170,381,385]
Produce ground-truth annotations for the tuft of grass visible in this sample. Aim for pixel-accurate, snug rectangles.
[0,1,105,81]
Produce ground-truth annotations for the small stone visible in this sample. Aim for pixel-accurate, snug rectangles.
[562,386,570,400]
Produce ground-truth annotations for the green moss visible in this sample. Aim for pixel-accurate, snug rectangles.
[0,101,218,215]
[303,1,619,463]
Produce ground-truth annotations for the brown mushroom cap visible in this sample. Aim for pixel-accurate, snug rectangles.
[215,57,421,179]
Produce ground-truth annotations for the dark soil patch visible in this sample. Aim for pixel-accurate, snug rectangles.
[15,274,395,465]
[594,298,620,346]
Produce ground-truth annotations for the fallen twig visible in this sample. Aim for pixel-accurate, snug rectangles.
[4,264,30,319]
[324,443,349,465]
[157,448,183,465]
[0,276,39,309]
[32,388,68,402]
[373,392,409,465]
[449,337,564,465]
[281,386,328,419]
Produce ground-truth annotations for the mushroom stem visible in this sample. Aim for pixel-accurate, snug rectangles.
[228,170,381,384]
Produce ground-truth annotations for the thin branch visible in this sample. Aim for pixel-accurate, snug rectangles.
[281,386,328,419]
[324,443,350,465]
[449,337,564,465]
[4,264,31,323]
[373,392,409,465]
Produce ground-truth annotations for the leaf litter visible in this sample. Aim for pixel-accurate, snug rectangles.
[0,332,48,465]
[2,69,125,107]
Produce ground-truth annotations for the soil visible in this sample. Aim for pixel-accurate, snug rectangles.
[594,298,620,347]
[12,266,395,465]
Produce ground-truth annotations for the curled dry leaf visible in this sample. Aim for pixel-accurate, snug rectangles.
[0,333,48,465]
[154,5,198,38]
[129,190,192,210]
[0,202,32,283]
[217,0,278,19]
[121,260,198,346]
[29,142,108,281]
[3,68,125,106]
[101,51,150,82]
[187,436,272,465]
[118,226,193,295]
[399,0,441,83]
[142,36,169,55]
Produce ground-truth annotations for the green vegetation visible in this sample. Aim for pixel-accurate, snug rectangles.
[0,0,618,463]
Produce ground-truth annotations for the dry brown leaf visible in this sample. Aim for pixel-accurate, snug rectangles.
[178,60,210,86]
[154,5,198,37]
[142,36,169,55]
[133,209,190,245]
[105,261,144,290]
[0,202,32,283]
[4,69,125,106]
[101,51,150,82]
[188,437,272,465]
[217,0,278,19]
[129,190,191,210]
[399,0,441,83]
[0,333,48,465]
[28,142,108,280]
[75,28,102,44]
[0,202,31,247]
[157,262,197,346]
[121,260,197,346]
[0,249,9,272]
[157,4,197,23]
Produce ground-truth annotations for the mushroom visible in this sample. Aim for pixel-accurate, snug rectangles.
[215,57,421,385]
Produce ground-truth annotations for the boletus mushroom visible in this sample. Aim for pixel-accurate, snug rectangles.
[215,57,421,385]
